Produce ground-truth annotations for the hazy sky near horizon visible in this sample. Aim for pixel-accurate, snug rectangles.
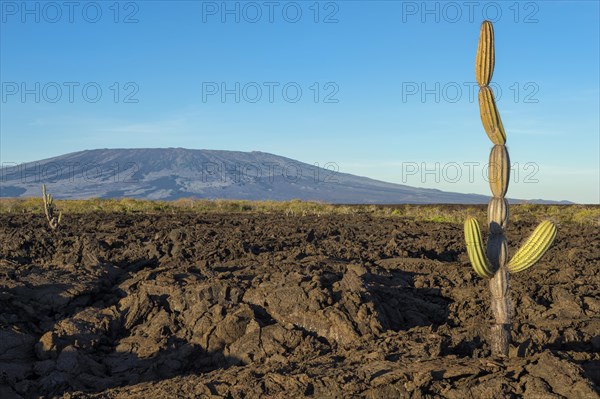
[1,0,598,203]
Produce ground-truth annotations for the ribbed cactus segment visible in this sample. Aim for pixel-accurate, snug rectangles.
[464,217,494,278]
[488,197,509,233]
[488,145,510,198]
[486,233,507,270]
[478,87,506,145]
[476,20,495,87]
[508,221,557,273]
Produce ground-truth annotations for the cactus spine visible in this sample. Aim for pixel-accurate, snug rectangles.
[42,184,62,230]
[465,21,557,357]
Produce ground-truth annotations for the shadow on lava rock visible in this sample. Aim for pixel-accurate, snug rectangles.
[0,256,452,397]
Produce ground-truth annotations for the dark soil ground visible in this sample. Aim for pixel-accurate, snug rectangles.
[0,211,598,398]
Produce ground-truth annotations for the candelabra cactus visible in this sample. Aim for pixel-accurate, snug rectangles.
[464,20,558,357]
[42,184,62,230]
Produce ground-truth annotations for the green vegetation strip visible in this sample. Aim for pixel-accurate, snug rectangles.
[0,198,597,225]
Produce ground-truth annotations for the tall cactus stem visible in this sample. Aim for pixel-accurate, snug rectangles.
[487,233,512,356]
[466,19,557,358]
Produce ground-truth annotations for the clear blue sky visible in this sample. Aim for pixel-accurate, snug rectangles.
[1,0,598,203]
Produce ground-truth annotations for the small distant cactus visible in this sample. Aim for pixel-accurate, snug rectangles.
[42,184,62,230]
[464,21,557,357]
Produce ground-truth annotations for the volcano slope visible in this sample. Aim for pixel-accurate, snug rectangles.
[0,210,598,398]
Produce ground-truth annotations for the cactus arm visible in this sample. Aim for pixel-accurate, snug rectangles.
[508,221,557,273]
[464,217,495,278]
